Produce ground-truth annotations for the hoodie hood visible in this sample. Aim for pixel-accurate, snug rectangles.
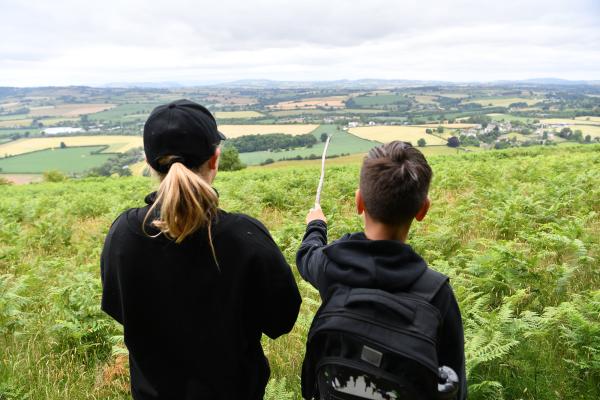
[322,232,428,292]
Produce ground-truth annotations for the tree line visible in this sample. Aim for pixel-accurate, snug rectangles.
[224,133,317,153]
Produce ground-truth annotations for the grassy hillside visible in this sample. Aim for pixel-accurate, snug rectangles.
[0,145,599,399]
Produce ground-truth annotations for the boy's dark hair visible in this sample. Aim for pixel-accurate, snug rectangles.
[360,141,432,225]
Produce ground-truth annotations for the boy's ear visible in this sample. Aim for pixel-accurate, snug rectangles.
[208,147,221,170]
[415,197,430,222]
[355,189,365,215]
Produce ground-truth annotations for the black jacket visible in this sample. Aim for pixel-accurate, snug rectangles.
[296,220,467,400]
[101,192,302,400]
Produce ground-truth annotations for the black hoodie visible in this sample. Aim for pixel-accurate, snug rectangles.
[101,192,302,400]
[296,220,466,400]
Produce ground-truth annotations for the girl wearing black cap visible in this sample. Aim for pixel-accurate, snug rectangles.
[100,100,302,399]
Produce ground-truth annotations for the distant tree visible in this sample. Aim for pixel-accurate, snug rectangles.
[60,141,67,149]
[120,167,132,177]
[572,130,583,142]
[43,170,66,182]
[417,138,426,147]
[219,147,246,171]
[466,114,491,128]
[260,158,275,166]
[425,128,433,134]
[320,133,329,142]
[542,131,548,140]
[80,114,89,129]
[559,127,572,138]
[447,136,460,147]
[494,140,511,150]
[459,135,480,147]
[437,126,444,134]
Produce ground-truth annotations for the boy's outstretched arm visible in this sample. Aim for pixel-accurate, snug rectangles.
[296,207,328,292]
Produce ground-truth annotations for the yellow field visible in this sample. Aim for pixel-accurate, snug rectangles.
[541,118,600,138]
[268,96,347,110]
[349,126,448,145]
[464,97,541,107]
[129,160,150,176]
[414,95,438,104]
[0,135,142,156]
[28,103,116,117]
[219,124,319,138]
[0,119,32,128]
[214,111,264,119]
[569,125,600,138]
[575,116,600,123]
[541,118,600,126]
[0,102,22,110]
[545,125,600,138]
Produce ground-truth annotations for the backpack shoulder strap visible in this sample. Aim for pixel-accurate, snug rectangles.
[408,268,449,301]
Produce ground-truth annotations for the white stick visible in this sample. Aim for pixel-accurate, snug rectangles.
[315,135,332,207]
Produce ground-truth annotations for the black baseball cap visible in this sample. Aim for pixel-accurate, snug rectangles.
[143,99,226,173]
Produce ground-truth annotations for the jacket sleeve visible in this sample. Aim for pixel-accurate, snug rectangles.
[247,218,302,339]
[435,284,467,400]
[295,220,328,292]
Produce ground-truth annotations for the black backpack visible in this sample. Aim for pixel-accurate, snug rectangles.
[301,268,459,400]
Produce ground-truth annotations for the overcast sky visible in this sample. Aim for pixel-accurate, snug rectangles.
[1,0,599,86]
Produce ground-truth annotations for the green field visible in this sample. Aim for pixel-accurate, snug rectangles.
[487,113,538,123]
[0,145,598,399]
[465,97,541,107]
[0,146,112,174]
[0,128,37,139]
[268,108,385,117]
[499,132,530,141]
[87,103,161,121]
[257,145,465,168]
[0,114,30,121]
[351,93,410,107]
[238,125,378,165]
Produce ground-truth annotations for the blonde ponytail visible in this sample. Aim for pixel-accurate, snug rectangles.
[143,157,219,264]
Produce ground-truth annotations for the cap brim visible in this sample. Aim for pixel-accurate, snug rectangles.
[218,130,227,140]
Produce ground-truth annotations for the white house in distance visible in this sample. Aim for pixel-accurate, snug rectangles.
[42,127,84,135]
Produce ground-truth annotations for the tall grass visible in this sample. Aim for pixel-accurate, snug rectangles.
[0,145,598,399]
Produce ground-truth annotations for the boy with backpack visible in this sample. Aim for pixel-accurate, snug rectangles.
[297,141,466,400]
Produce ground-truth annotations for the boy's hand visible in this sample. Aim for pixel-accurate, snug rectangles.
[306,206,327,224]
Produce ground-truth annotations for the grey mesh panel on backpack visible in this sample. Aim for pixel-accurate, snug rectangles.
[302,268,450,400]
